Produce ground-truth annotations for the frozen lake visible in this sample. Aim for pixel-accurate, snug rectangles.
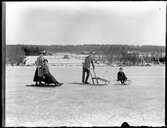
[5,65,165,126]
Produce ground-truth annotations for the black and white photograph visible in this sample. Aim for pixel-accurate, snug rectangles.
[4,1,166,127]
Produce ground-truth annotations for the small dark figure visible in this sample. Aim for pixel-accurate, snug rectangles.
[42,59,63,86]
[117,67,127,85]
[82,51,95,84]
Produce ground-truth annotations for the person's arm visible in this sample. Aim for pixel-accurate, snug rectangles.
[35,60,37,66]
[123,72,127,80]
[117,72,119,80]
[117,72,121,80]
[91,57,95,69]
[36,57,40,67]
[47,64,50,72]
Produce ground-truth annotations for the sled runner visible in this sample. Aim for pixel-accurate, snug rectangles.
[28,84,61,87]
[115,79,131,85]
[33,75,63,87]
[40,77,63,86]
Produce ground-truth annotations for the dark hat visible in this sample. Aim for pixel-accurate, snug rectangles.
[119,67,123,70]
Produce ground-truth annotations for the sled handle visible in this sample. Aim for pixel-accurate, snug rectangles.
[92,69,99,84]
[90,71,95,85]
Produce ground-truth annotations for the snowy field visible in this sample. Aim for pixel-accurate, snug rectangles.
[5,65,165,127]
[24,54,106,67]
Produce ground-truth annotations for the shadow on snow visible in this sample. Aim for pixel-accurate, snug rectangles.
[25,84,60,88]
[69,82,108,86]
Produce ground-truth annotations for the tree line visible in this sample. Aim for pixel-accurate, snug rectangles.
[6,44,165,65]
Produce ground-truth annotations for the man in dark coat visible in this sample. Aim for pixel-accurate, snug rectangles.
[82,52,95,84]
[117,67,127,84]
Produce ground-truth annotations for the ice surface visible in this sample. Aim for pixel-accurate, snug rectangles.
[5,65,165,127]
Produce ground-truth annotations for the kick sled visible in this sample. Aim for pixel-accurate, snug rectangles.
[34,76,63,87]
[90,69,110,85]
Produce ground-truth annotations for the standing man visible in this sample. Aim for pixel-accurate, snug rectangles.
[82,51,95,84]
[33,50,45,85]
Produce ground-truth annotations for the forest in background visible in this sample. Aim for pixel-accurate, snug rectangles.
[6,44,165,65]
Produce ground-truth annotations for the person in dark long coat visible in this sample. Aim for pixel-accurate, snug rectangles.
[82,52,95,84]
[117,67,127,84]
[33,51,45,85]
[42,59,63,86]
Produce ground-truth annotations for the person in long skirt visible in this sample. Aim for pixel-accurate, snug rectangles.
[42,59,63,86]
[33,51,45,85]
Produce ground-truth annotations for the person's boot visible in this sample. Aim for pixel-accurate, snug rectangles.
[85,81,90,84]
[39,81,44,86]
[35,82,38,86]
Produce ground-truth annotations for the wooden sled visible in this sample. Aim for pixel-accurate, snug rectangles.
[34,76,63,87]
[90,69,110,85]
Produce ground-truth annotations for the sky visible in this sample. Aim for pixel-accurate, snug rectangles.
[6,1,166,46]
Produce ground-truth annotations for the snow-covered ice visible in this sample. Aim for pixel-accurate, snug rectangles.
[5,65,165,127]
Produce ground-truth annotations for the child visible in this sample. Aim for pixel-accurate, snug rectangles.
[117,67,127,85]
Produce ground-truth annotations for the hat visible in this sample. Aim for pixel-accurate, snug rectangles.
[119,67,123,70]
